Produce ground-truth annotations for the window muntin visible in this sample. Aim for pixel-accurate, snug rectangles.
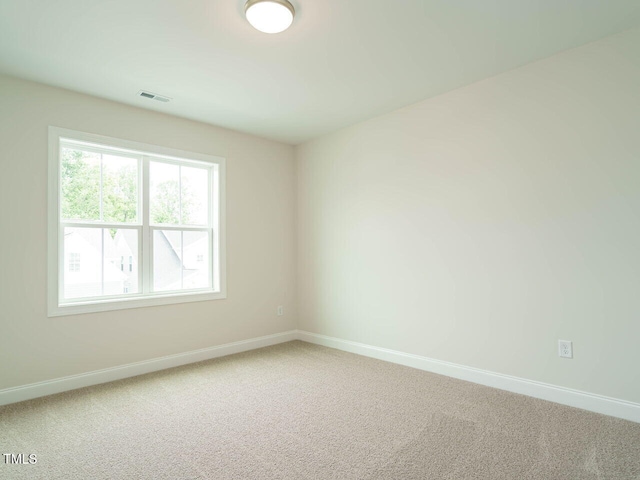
[49,127,225,316]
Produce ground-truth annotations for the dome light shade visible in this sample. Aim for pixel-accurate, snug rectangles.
[245,0,295,34]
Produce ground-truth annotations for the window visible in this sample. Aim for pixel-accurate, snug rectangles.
[48,127,226,316]
[68,253,81,272]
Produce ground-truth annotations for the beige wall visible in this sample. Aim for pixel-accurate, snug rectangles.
[296,27,640,403]
[2,26,639,405]
[0,75,297,389]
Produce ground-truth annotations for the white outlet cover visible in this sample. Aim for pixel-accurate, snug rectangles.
[558,340,573,359]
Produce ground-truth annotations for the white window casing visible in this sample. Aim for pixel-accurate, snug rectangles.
[48,126,226,317]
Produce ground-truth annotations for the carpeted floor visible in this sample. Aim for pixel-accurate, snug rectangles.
[1,341,639,479]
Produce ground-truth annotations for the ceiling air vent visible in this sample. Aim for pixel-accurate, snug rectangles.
[137,90,171,103]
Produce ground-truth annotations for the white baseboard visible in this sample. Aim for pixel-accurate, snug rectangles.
[296,330,640,424]
[4,328,638,424]
[0,330,297,407]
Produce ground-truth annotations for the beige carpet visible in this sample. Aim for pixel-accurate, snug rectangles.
[1,341,639,480]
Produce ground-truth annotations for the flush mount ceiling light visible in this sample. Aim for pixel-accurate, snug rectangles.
[245,0,295,34]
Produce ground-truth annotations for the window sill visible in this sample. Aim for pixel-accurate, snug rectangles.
[48,290,226,317]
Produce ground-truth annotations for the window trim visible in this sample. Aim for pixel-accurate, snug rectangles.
[48,126,226,317]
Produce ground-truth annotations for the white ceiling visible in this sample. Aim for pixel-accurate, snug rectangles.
[1,1,639,145]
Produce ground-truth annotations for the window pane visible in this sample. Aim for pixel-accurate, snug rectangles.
[61,148,101,221]
[183,231,209,289]
[63,227,102,299]
[102,154,138,223]
[64,227,139,300]
[104,229,139,295]
[150,162,179,225]
[153,230,182,291]
[181,166,208,225]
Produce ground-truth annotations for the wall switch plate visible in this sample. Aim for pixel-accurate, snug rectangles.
[277,306,284,316]
[558,340,573,358]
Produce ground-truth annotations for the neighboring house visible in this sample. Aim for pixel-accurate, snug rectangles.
[63,228,129,299]
[182,233,208,290]
[64,228,207,299]
[152,230,182,291]
[154,231,208,291]
[113,229,139,294]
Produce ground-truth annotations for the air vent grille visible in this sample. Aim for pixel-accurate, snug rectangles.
[137,90,172,103]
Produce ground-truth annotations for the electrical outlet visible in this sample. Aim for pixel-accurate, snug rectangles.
[277,306,284,316]
[558,340,573,359]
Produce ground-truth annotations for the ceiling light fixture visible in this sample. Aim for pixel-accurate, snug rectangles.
[245,0,295,34]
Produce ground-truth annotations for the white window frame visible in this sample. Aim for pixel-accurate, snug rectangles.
[48,126,226,317]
